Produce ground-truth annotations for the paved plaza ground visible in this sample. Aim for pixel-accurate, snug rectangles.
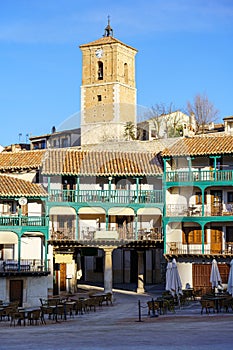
[1,285,233,350]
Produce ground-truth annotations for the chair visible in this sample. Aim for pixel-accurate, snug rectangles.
[147,300,160,316]
[200,299,215,314]
[219,296,233,313]
[28,309,44,325]
[10,310,25,326]
[169,242,178,254]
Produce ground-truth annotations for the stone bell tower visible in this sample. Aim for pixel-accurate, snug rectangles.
[79,18,137,145]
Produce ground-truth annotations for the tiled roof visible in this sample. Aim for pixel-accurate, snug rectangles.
[0,175,47,197]
[0,150,45,171]
[42,149,163,176]
[79,36,137,51]
[162,134,233,157]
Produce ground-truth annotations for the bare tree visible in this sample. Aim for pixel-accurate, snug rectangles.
[187,94,219,133]
[138,103,184,139]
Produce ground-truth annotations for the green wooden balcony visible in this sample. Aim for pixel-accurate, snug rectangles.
[165,169,233,184]
[166,242,233,255]
[0,216,47,227]
[166,204,233,217]
[0,259,50,275]
[48,189,163,204]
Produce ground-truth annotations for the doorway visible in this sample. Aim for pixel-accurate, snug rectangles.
[211,227,222,254]
[210,190,223,216]
[10,280,23,306]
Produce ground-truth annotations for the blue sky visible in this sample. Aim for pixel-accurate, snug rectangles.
[0,0,233,146]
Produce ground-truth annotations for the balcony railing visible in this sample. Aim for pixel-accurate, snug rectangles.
[48,189,163,204]
[166,242,233,255]
[0,259,50,273]
[165,169,233,183]
[0,216,47,226]
[166,204,233,217]
[50,228,163,241]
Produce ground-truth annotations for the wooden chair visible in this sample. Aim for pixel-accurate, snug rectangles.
[10,310,25,327]
[28,309,44,325]
[219,296,233,313]
[200,299,215,314]
[147,300,160,316]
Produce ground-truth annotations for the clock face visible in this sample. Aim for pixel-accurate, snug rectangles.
[95,49,103,59]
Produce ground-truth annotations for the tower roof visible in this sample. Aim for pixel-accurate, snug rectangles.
[79,18,137,52]
[79,36,137,52]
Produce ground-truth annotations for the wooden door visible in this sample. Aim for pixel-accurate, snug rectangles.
[193,264,212,294]
[211,227,222,254]
[193,263,229,295]
[210,190,222,216]
[10,280,23,306]
[60,263,67,291]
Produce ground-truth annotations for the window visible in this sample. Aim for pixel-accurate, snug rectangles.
[182,229,207,244]
[195,191,207,205]
[227,192,233,203]
[124,63,128,84]
[98,62,103,80]
[210,157,222,170]
[97,95,102,101]
[61,138,68,148]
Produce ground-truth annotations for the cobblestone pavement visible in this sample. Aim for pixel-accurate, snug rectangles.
[1,285,233,350]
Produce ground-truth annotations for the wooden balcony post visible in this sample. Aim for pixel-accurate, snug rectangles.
[75,212,79,240]
[134,213,138,240]
[201,223,205,254]
[17,235,21,271]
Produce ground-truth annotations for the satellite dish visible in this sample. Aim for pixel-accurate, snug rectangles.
[19,197,27,206]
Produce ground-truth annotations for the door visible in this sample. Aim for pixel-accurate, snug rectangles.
[193,263,229,295]
[10,280,23,306]
[130,250,138,283]
[210,190,222,216]
[60,263,67,291]
[193,264,212,294]
[211,227,222,254]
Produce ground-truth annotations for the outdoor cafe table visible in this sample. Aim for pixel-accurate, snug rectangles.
[16,307,42,326]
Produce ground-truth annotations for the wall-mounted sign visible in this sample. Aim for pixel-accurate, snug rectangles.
[55,254,73,264]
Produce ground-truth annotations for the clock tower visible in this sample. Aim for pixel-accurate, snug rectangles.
[79,19,138,145]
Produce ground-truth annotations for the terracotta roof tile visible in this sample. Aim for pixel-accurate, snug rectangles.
[162,134,233,157]
[0,175,47,197]
[42,149,163,176]
[0,150,45,171]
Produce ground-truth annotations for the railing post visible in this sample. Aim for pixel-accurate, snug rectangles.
[137,300,142,322]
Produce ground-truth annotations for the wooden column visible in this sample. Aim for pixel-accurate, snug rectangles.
[103,247,114,293]
[137,250,145,293]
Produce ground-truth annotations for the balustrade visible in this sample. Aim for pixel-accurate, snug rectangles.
[166,169,233,183]
[48,189,163,204]
[0,216,47,227]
